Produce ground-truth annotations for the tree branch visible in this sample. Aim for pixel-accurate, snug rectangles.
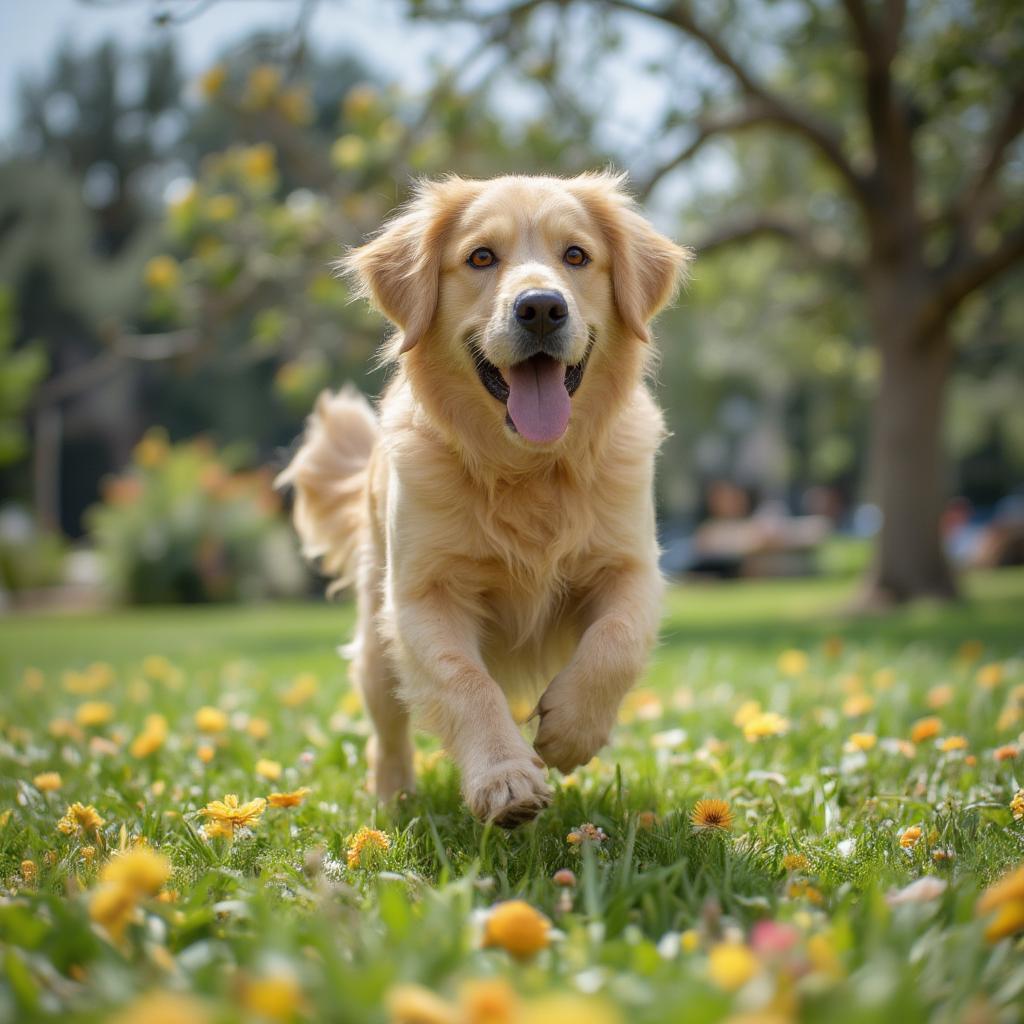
[696,212,852,269]
[603,0,869,202]
[915,222,1024,345]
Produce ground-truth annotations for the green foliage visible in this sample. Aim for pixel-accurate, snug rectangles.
[0,573,1023,1020]
[0,288,47,466]
[86,430,304,604]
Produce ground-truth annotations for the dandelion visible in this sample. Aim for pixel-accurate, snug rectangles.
[845,732,877,752]
[200,794,266,840]
[742,711,790,742]
[346,826,390,868]
[81,845,96,864]
[255,758,282,782]
[33,771,62,792]
[976,663,1004,690]
[691,798,734,832]
[1011,790,1024,821]
[458,979,518,1024]
[806,931,844,978]
[20,860,37,885]
[733,700,762,728]
[777,649,808,677]
[267,788,311,808]
[786,880,824,904]
[110,990,211,1024]
[994,744,1019,762]
[782,853,809,872]
[386,984,455,1024]
[566,822,608,846]
[244,64,282,108]
[707,941,759,990]
[899,825,923,848]
[130,714,168,758]
[281,673,318,707]
[197,744,215,764]
[90,846,171,941]
[910,716,942,743]
[57,802,105,838]
[482,900,551,959]
[680,928,701,953]
[76,701,115,728]
[521,994,622,1024]
[194,706,228,733]
[977,865,1024,943]
[940,735,968,752]
[331,134,368,171]
[247,717,271,740]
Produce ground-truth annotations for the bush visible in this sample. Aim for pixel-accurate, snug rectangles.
[88,430,306,604]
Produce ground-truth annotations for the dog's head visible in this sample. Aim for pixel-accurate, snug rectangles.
[345,172,690,449]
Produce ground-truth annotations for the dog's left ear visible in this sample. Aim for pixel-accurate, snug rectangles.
[574,173,692,343]
[342,178,473,355]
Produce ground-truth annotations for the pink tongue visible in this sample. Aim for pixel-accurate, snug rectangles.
[506,355,571,444]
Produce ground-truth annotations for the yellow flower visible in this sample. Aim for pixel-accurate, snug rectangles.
[732,700,762,728]
[940,735,968,752]
[197,744,215,764]
[841,693,874,717]
[680,928,701,953]
[910,716,942,743]
[1010,790,1024,821]
[198,63,227,99]
[110,990,211,1024]
[281,673,318,707]
[142,655,177,683]
[743,711,790,742]
[20,860,37,885]
[133,428,169,468]
[204,194,239,222]
[200,794,266,839]
[482,900,551,959]
[346,826,390,868]
[786,880,824,904]
[244,64,282,108]
[100,846,171,896]
[782,853,809,872]
[845,732,877,752]
[89,883,138,940]
[806,931,844,978]
[873,668,896,690]
[247,716,271,740]
[458,978,518,1024]
[522,994,622,1024]
[899,825,923,848]
[57,802,105,838]
[977,865,1024,942]
[130,714,168,758]
[81,845,96,864]
[144,255,181,292]
[76,701,115,728]
[386,984,455,1024]
[823,636,843,658]
[267,788,311,809]
[33,771,62,792]
[691,798,734,832]
[194,706,228,733]
[240,142,277,183]
[241,972,305,1021]
[777,650,808,677]
[255,758,282,782]
[276,87,313,125]
[976,663,1004,690]
[708,942,759,991]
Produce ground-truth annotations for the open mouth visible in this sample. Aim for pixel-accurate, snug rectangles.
[471,337,592,444]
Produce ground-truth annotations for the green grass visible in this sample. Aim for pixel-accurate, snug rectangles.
[2,571,1024,1023]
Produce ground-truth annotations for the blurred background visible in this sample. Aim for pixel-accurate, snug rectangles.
[0,0,1021,613]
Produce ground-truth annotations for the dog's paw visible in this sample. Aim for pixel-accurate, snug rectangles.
[464,756,551,828]
[533,681,614,774]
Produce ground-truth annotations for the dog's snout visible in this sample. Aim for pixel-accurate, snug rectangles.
[513,289,568,336]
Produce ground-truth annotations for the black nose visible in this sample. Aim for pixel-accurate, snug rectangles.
[513,289,568,336]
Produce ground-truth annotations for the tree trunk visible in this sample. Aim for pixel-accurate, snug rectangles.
[859,323,960,607]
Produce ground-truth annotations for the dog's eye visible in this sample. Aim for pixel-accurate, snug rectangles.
[563,245,590,267]
[468,247,497,268]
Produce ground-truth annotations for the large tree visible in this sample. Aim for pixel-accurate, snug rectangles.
[415,0,1024,605]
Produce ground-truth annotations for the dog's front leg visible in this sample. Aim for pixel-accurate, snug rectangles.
[534,564,663,773]
[393,588,552,827]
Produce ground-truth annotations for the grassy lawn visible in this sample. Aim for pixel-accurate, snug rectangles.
[2,570,1024,1022]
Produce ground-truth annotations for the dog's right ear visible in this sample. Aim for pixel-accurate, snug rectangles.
[342,179,472,355]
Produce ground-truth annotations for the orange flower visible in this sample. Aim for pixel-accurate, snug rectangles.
[346,826,390,868]
[267,788,311,808]
[690,798,734,832]
[910,716,942,743]
[899,825,923,849]
[33,771,62,792]
[482,900,550,959]
[57,803,105,838]
[994,744,1019,762]
[200,794,266,839]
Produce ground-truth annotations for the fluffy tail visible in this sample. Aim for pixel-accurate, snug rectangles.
[276,386,378,592]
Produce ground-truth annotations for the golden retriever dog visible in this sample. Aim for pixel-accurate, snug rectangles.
[278,172,690,826]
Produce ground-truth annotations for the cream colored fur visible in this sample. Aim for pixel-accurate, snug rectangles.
[280,172,690,826]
